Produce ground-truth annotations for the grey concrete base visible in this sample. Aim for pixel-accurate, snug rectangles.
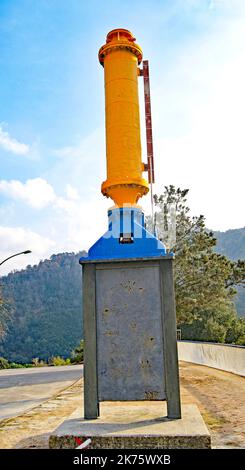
[49,402,211,449]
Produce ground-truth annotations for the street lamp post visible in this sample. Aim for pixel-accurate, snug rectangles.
[0,250,32,266]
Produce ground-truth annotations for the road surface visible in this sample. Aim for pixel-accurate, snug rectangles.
[0,365,83,420]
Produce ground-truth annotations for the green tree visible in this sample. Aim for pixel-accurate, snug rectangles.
[180,307,235,343]
[225,317,245,345]
[0,357,10,369]
[0,287,11,340]
[148,186,245,337]
[71,340,84,363]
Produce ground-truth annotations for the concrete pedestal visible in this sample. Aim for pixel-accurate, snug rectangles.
[49,402,211,449]
[82,257,181,420]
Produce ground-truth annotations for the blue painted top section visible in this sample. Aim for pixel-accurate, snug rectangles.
[80,207,170,262]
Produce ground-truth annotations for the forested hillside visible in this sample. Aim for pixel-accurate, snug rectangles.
[215,228,245,316]
[215,228,245,261]
[0,252,85,362]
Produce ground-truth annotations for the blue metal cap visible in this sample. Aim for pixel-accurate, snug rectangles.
[80,207,169,262]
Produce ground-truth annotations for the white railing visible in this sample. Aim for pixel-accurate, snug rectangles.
[178,341,245,377]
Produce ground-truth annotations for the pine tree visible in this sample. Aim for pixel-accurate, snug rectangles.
[0,288,11,339]
[147,186,245,342]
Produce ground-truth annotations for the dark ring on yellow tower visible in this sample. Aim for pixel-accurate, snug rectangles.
[98,29,143,66]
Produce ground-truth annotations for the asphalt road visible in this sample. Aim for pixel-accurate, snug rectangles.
[0,365,83,420]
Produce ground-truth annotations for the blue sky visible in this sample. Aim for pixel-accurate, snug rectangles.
[0,0,244,273]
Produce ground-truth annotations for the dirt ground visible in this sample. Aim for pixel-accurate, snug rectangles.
[180,362,245,448]
[0,362,244,449]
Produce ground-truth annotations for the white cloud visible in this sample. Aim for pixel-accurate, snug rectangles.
[0,177,92,216]
[0,124,29,155]
[0,176,108,265]
[66,184,80,200]
[0,226,54,254]
[0,178,56,209]
[50,128,106,194]
[58,196,107,253]
[0,226,55,275]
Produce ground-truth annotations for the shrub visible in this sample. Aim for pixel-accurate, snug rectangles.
[0,357,10,369]
[38,360,47,367]
[32,357,40,367]
[49,356,67,366]
[9,362,25,368]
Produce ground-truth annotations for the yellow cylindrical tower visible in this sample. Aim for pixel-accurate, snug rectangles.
[99,29,149,207]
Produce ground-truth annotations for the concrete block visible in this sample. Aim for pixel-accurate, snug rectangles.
[49,402,211,449]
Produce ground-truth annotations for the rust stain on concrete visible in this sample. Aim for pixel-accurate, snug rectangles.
[104,330,119,337]
[144,390,160,400]
[130,321,137,331]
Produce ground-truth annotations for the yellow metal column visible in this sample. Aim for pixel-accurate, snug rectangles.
[99,29,149,208]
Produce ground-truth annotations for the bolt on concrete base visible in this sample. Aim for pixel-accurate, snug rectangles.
[49,402,211,449]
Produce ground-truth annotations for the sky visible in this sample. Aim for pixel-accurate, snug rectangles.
[0,0,244,274]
